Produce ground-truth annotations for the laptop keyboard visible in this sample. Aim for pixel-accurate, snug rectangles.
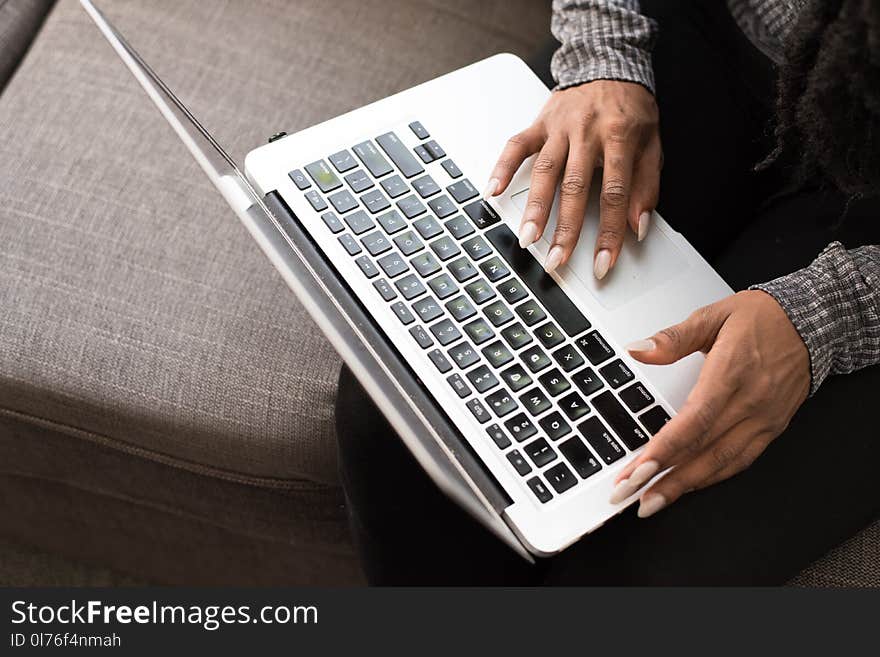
[290,120,671,505]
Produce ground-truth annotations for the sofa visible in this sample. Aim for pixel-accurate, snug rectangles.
[0,0,876,586]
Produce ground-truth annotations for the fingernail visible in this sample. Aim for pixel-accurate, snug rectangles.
[637,211,651,242]
[593,249,611,280]
[624,338,656,353]
[544,246,564,273]
[637,493,667,518]
[609,460,660,504]
[519,221,539,249]
[482,177,499,199]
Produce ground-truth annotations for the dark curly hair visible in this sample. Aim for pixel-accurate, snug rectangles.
[766,0,880,197]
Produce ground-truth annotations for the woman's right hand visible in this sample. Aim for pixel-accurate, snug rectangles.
[485,80,662,279]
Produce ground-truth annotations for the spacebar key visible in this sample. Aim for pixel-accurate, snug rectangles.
[485,224,590,337]
[592,391,650,451]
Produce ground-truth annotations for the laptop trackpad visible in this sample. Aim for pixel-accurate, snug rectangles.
[510,189,688,311]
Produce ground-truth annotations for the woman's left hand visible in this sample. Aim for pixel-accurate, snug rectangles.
[610,290,811,518]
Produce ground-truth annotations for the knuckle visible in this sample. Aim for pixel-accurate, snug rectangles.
[507,131,533,147]
[559,175,587,198]
[552,222,580,242]
[600,180,628,208]
[596,226,624,249]
[710,444,739,471]
[525,197,549,214]
[532,155,558,175]
[658,325,682,350]
[606,120,632,142]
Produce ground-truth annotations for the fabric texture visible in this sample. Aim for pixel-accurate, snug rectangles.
[0,0,54,91]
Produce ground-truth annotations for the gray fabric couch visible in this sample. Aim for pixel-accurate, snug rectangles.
[0,0,876,586]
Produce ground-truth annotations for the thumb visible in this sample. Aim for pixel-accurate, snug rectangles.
[625,305,726,365]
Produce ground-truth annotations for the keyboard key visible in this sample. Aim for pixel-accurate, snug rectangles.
[524,437,557,468]
[498,278,528,304]
[463,318,495,345]
[441,159,462,178]
[481,340,514,368]
[545,462,577,493]
[592,391,650,450]
[430,236,461,261]
[377,252,409,278]
[424,139,446,159]
[428,195,457,218]
[505,412,538,442]
[445,295,476,321]
[480,256,510,282]
[461,235,492,261]
[353,140,393,178]
[462,199,502,229]
[539,411,572,441]
[599,359,635,389]
[373,278,397,301]
[486,423,511,449]
[337,233,362,255]
[447,257,478,282]
[305,160,342,192]
[412,296,444,323]
[521,345,552,373]
[500,364,532,392]
[414,144,433,163]
[427,273,458,300]
[321,211,344,233]
[288,169,310,190]
[329,189,359,214]
[409,324,434,349]
[520,387,552,416]
[552,344,585,372]
[515,299,547,326]
[464,278,496,304]
[527,476,553,503]
[448,341,480,369]
[408,121,429,140]
[361,231,392,256]
[466,398,491,424]
[639,406,671,436]
[485,225,591,337]
[429,318,461,346]
[428,348,452,373]
[571,367,603,397]
[536,322,565,349]
[361,189,391,214]
[344,169,373,193]
[329,149,357,173]
[343,209,375,235]
[395,231,425,256]
[444,215,475,240]
[380,175,409,199]
[376,131,425,178]
[304,190,327,211]
[500,323,533,350]
[447,373,471,398]
[413,215,444,239]
[446,179,478,203]
[395,273,426,300]
[576,331,614,365]
[467,364,499,392]
[391,301,415,324]
[412,174,441,198]
[396,194,427,219]
[579,417,624,465]
[619,383,655,413]
[486,388,518,418]
[483,300,514,327]
[559,437,602,480]
[538,368,571,396]
[410,251,441,276]
[559,391,590,421]
[507,449,532,476]
[377,210,407,234]
[355,255,379,278]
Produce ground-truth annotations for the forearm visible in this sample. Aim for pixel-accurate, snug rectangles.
[550,0,658,93]
[752,242,880,394]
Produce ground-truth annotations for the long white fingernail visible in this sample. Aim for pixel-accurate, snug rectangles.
[593,249,611,279]
[482,177,499,199]
[519,221,539,249]
[637,493,667,518]
[625,338,656,353]
[544,246,564,273]
[609,479,637,505]
[637,211,651,242]
[610,461,659,504]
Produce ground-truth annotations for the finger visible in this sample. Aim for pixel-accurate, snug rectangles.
[625,302,730,366]
[485,126,545,198]
[544,139,598,273]
[593,138,635,279]
[636,425,772,518]
[627,137,661,242]
[519,135,568,249]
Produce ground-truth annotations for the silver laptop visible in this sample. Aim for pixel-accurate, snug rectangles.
[81,0,733,559]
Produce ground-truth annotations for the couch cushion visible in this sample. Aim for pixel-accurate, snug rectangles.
[0,0,54,90]
[0,0,551,483]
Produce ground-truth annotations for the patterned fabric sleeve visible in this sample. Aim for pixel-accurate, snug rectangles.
[751,243,880,395]
[550,0,659,93]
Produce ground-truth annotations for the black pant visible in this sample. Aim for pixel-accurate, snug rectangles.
[334,1,880,585]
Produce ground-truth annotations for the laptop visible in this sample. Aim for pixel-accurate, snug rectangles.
[80,0,732,560]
